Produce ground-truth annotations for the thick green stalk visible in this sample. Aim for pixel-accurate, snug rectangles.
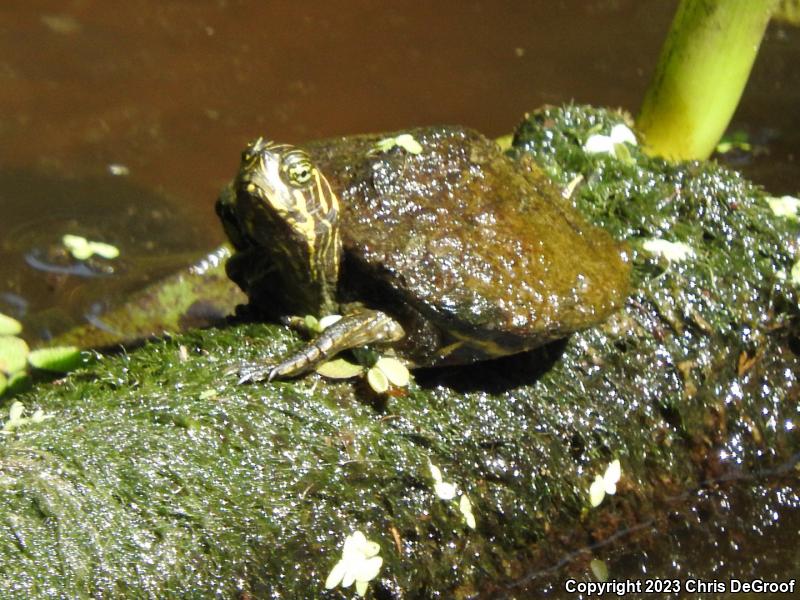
[637,0,777,160]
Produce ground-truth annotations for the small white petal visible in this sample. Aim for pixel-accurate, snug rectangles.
[324,560,348,589]
[87,241,120,259]
[107,163,130,176]
[604,459,621,485]
[318,314,343,330]
[434,480,458,500]
[589,476,606,507]
[355,580,368,597]
[604,481,618,495]
[344,531,367,556]
[353,555,383,583]
[361,540,381,558]
[766,195,800,220]
[8,401,24,422]
[429,462,443,483]
[642,238,695,263]
[341,570,356,588]
[464,511,477,529]
[583,134,615,155]
[395,134,423,154]
[609,123,637,145]
[375,357,410,387]
[459,494,476,528]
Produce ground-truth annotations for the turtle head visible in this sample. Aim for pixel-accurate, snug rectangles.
[220,138,341,316]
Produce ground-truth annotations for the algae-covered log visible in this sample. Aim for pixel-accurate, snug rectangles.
[2,106,799,597]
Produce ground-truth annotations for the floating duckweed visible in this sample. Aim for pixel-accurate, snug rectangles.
[315,358,364,379]
[303,315,321,333]
[767,195,800,221]
[62,234,120,260]
[373,357,409,387]
[0,336,30,375]
[27,346,82,372]
[589,459,622,507]
[590,558,609,582]
[642,238,696,263]
[0,313,22,336]
[373,133,423,155]
[324,530,383,597]
[366,366,389,394]
[715,131,752,154]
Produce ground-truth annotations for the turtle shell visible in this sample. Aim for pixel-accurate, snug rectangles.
[302,126,630,366]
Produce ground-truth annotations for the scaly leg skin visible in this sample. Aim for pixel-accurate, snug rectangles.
[238,308,405,384]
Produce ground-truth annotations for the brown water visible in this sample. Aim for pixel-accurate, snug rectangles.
[0,1,799,597]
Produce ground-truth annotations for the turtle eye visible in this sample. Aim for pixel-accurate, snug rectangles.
[282,151,315,187]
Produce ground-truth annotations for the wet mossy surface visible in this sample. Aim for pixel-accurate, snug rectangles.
[1,106,799,598]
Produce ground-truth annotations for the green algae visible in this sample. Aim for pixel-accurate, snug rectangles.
[0,105,798,597]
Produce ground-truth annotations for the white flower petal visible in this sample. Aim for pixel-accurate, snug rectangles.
[343,531,367,557]
[767,195,800,220]
[353,555,383,583]
[429,462,443,483]
[604,459,621,485]
[8,401,24,422]
[355,580,368,597]
[604,481,618,496]
[87,241,120,259]
[434,481,458,500]
[324,560,348,589]
[610,123,637,145]
[318,314,343,330]
[341,570,356,588]
[589,476,606,507]
[583,134,615,155]
[362,540,380,558]
[465,511,477,529]
[642,238,695,263]
[375,357,410,387]
[395,134,423,154]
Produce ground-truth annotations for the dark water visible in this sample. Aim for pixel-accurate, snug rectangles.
[0,1,798,596]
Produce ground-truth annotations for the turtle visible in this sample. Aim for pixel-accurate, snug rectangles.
[215,126,631,381]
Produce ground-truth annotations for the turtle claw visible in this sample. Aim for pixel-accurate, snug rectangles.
[237,367,268,385]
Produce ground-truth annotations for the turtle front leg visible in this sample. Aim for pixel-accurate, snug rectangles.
[238,308,405,383]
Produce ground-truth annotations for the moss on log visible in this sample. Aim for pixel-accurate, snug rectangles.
[1,106,798,598]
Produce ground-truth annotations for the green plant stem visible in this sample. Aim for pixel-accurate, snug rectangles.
[637,0,777,160]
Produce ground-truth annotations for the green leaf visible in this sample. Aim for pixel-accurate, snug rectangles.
[0,372,6,395]
[0,336,29,375]
[27,346,83,372]
[315,358,364,379]
[0,313,22,336]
